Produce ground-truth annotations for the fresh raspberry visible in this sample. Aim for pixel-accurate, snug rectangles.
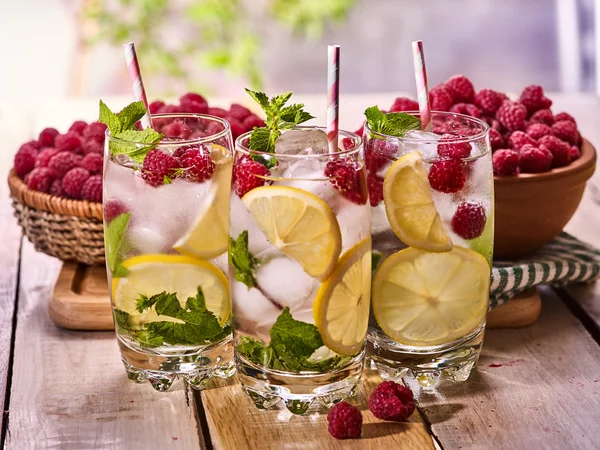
[496,101,527,132]
[81,175,102,202]
[390,97,419,112]
[551,120,578,145]
[529,109,554,126]
[180,93,206,105]
[232,155,269,197]
[162,120,184,138]
[489,128,504,150]
[62,168,90,199]
[179,100,208,114]
[341,137,354,150]
[50,179,64,197]
[327,402,362,439]
[24,139,42,150]
[35,148,59,168]
[538,135,571,168]
[577,130,583,147]
[554,112,576,125]
[68,121,88,136]
[449,103,482,118]
[26,167,55,193]
[179,146,215,182]
[149,100,165,114]
[104,199,127,223]
[437,134,471,159]
[570,145,581,162]
[325,159,367,205]
[14,144,38,178]
[474,89,506,115]
[444,75,475,103]
[226,117,246,140]
[368,381,415,422]
[81,153,103,175]
[48,151,82,179]
[508,131,537,151]
[142,149,181,187]
[38,127,59,147]
[228,104,252,122]
[55,132,83,154]
[492,149,519,176]
[365,139,397,173]
[207,107,228,118]
[82,139,103,155]
[243,114,265,130]
[367,174,384,207]
[428,159,466,193]
[526,123,553,140]
[482,116,502,131]
[451,202,487,239]
[83,122,108,144]
[519,144,553,173]
[159,104,181,114]
[429,85,454,111]
[519,85,552,115]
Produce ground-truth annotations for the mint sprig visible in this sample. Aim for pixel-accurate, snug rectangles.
[229,231,258,289]
[364,105,421,138]
[104,213,131,273]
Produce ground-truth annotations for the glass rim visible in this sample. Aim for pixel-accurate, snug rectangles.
[104,113,232,147]
[235,126,363,160]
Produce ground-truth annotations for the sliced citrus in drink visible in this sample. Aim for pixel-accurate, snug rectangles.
[173,157,232,259]
[313,238,371,355]
[372,246,489,346]
[112,254,230,327]
[242,186,342,280]
[383,151,452,252]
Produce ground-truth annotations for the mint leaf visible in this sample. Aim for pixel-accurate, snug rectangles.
[271,91,293,110]
[229,231,258,288]
[104,213,131,272]
[270,307,323,364]
[114,309,131,331]
[364,105,385,126]
[99,100,122,135]
[136,329,164,348]
[248,127,272,153]
[371,252,383,274]
[244,88,269,111]
[237,336,275,367]
[113,263,129,278]
[364,105,421,138]
[117,101,147,130]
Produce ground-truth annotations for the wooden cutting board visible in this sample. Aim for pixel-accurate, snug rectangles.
[50,262,541,331]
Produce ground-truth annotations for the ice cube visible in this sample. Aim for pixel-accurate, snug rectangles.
[403,130,442,161]
[211,251,228,273]
[370,202,390,235]
[275,129,329,155]
[336,197,371,253]
[128,226,168,254]
[231,280,280,343]
[275,159,340,209]
[229,193,277,257]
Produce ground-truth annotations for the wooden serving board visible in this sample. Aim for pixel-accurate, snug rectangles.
[50,262,541,331]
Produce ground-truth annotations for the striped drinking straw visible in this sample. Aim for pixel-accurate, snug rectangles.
[327,45,340,153]
[411,40,432,132]
[123,42,152,129]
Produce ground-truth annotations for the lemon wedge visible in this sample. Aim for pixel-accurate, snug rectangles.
[241,186,342,281]
[383,151,452,252]
[372,246,489,346]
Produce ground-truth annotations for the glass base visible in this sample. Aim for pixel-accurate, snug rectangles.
[235,352,364,415]
[367,322,485,388]
[118,334,235,391]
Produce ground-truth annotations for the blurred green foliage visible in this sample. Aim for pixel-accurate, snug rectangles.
[84,0,356,93]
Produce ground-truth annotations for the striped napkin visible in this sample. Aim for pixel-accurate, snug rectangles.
[490,232,600,308]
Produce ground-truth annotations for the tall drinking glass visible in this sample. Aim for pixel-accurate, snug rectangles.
[103,114,234,391]
[230,127,371,414]
[365,112,493,387]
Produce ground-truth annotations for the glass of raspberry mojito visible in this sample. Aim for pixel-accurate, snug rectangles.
[103,111,234,391]
[230,126,372,414]
[365,110,493,387]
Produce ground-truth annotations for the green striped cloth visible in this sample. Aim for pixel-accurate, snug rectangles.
[490,232,600,308]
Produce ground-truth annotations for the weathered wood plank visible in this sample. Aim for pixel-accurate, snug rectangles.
[5,241,205,449]
[410,286,600,450]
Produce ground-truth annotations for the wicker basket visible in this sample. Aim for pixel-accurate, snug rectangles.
[8,170,105,265]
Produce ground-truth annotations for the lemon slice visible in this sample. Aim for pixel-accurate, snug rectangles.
[383,151,452,252]
[313,238,371,355]
[242,186,342,281]
[372,246,489,346]
[112,254,230,327]
[173,155,232,259]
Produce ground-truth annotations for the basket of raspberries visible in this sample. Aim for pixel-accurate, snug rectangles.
[8,92,264,265]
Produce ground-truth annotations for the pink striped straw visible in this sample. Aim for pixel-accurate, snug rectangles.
[411,40,432,132]
[327,45,340,153]
[123,42,152,129]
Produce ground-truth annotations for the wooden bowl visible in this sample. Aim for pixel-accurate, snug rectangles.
[494,139,596,259]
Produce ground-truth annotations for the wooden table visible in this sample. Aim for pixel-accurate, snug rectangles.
[1,94,600,449]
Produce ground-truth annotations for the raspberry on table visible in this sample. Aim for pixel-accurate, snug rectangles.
[390,97,419,112]
[538,135,571,168]
[26,167,55,193]
[449,103,482,118]
[81,175,102,202]
[179,100,208,114]
[82,139,103,155]
[492,149,519,176]
[62,167,90,199]
[428,159,466,193]
[83,122,108,144]
[368,381,415,422]
[228,104,252,122]
[444,75,475,103]
[232,155,269,197]
[554,112,576,125]
[482,116,502,131]
[180,93,206,105]
[496,101,527,132]
[326,401,362,439]
[367,174,384,207]
[429,85,454,111]
[474,89,506,115]
[519,85,552,115]
[81,153,103,175]
[489,128,504,150]
[226,117,246,140]
[69,121,88,136]
[104,199,128,223]
[207,107,228,118]
[570,145,581,161]
[437,134,471,159]
[48,151,82,179]
[243,114,265,131]
[179,146,215,182]
[451,202,487,239]
[551,120,578,145]
[14,144,38,178]
[142,148,182,187]
[25,140,42,150]
[55,132,83,154]
[508,131,537,151]
[519,144,553,173]
[50,179,64,197]
[529,109,554,126]
[325,159,368,205]
[149,100,165,114]
[38,127,59,147]
[526,123,553,140]
[35,148,59,168]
